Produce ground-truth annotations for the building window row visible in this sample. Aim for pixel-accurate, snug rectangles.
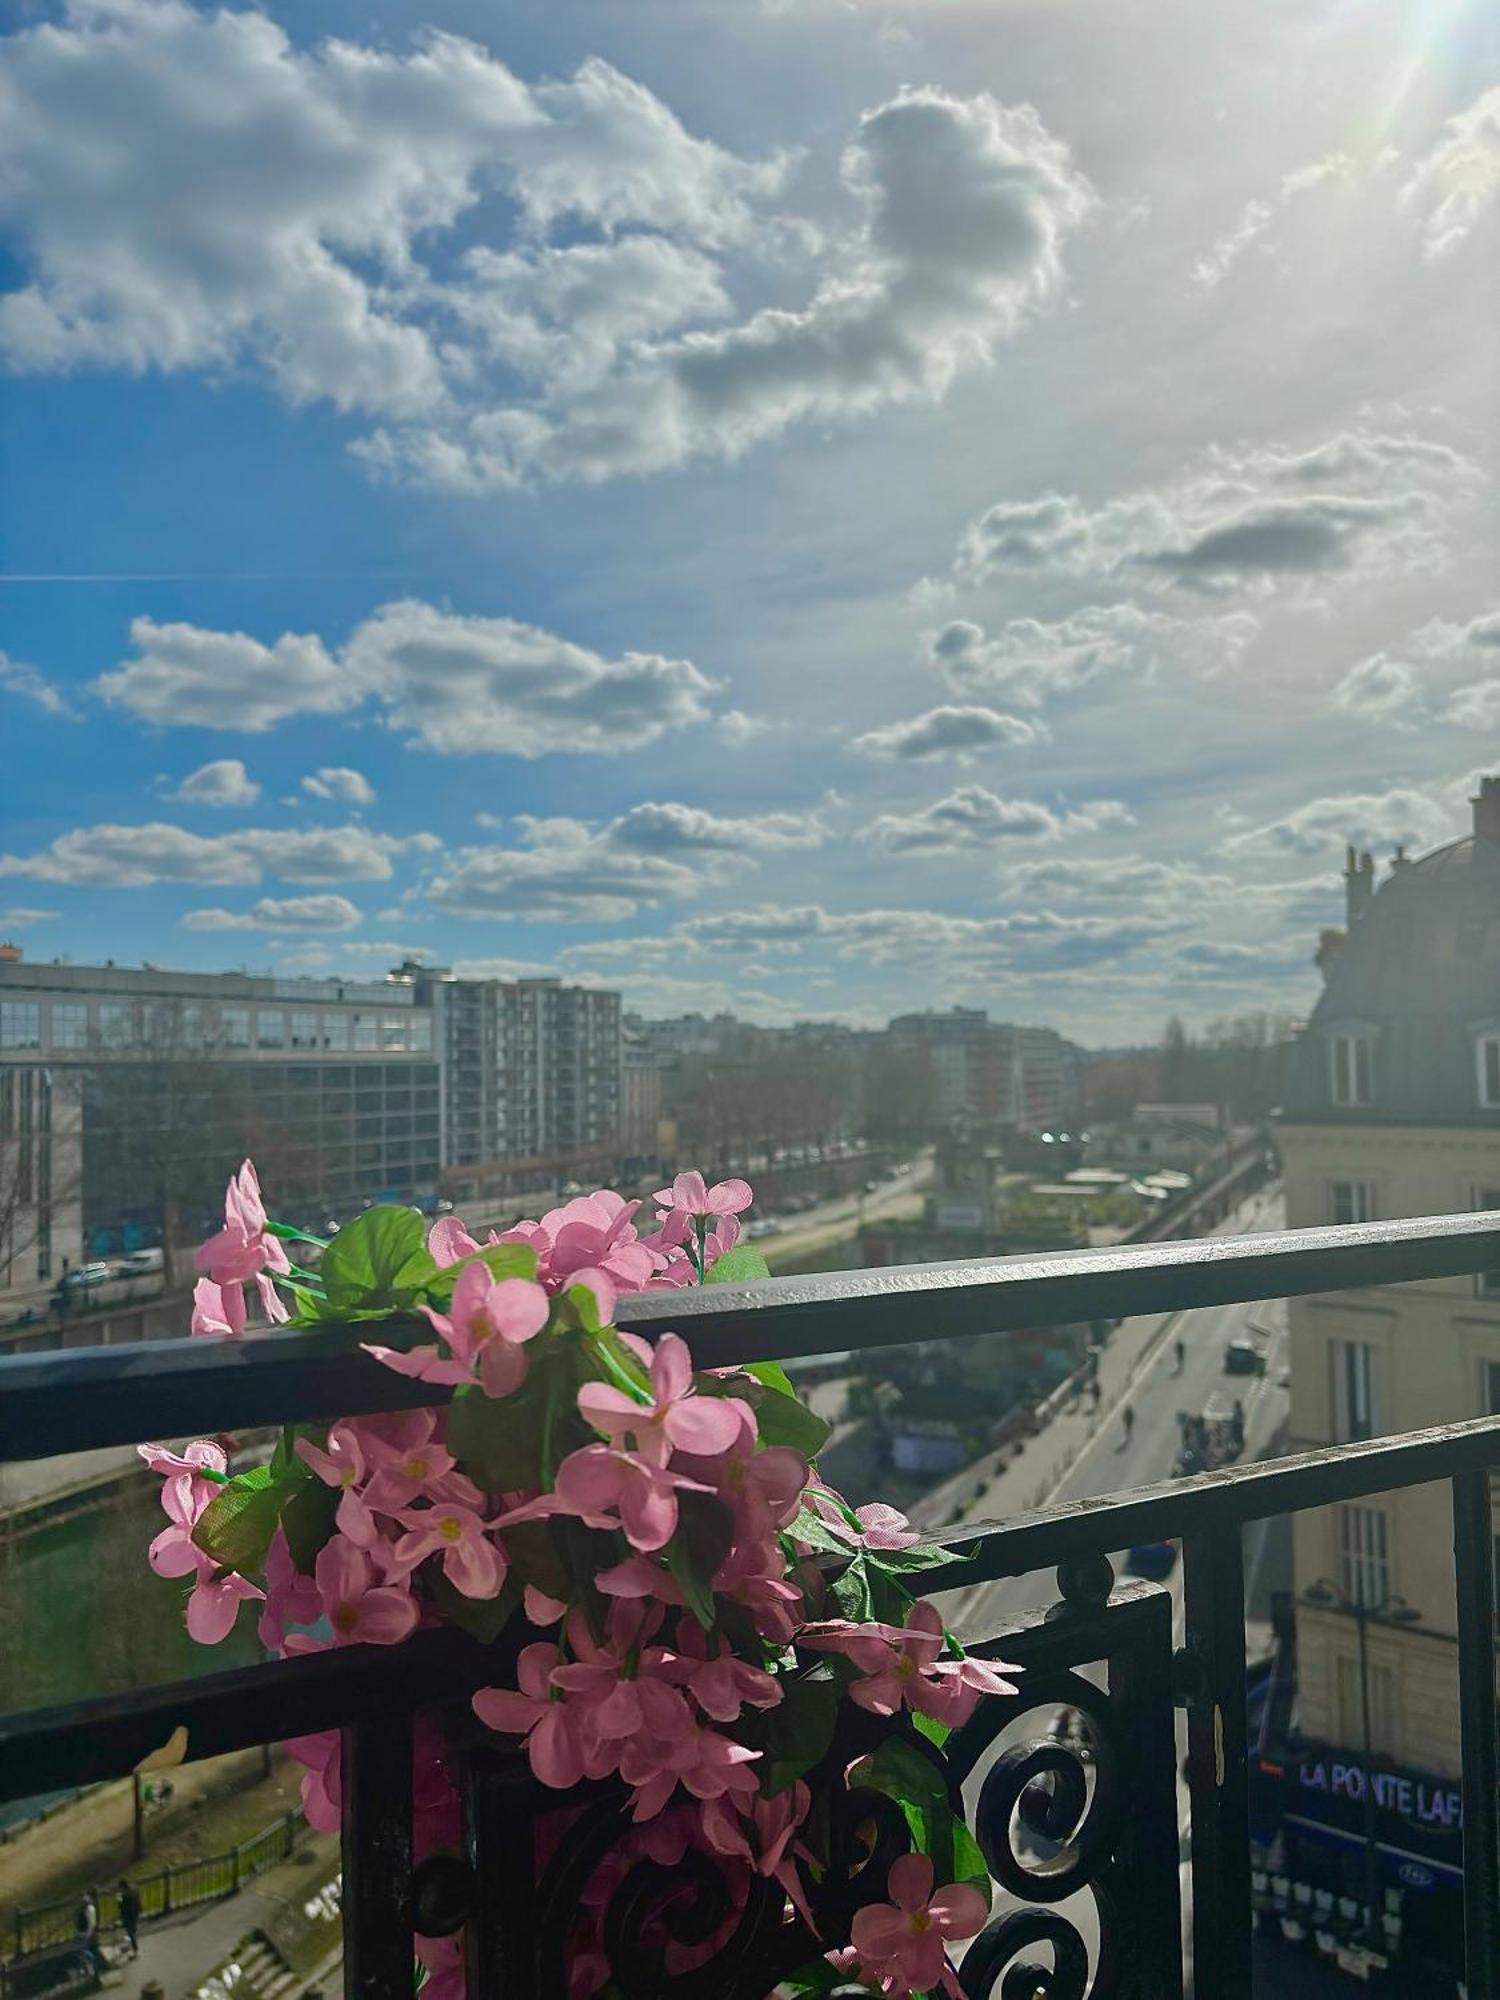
[0,997,436,1056]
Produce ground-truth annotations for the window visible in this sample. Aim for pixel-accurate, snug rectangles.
[1328,1180,1378,1226]
[1330,1033,1373,1108]
[256,1010,285,1050]
[1,1002,42,1050]
[411,1015,433,1053]
[1338,1504,1389,1610]
[1478,1035,1500,1110]
[1476,1187,1500,1302]
[290,1010,319,1049]
[382,1015,410,1051]
[50,1001,88,1050]
[354,1014,377,1052]
[1331,1338,1378,1442]
[98,1002,133,1049]
[220,1006,250,1048]
[324,1012,350,1052]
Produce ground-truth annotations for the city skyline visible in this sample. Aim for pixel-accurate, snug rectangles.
[2,0,1497,1041]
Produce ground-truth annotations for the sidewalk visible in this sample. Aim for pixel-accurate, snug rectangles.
[97,1837,338,2000]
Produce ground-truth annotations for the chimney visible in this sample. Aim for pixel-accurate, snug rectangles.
[0,942,21,963]
[1315,928,1345,980]
[1473,775,1500,846]
[1344,846,1375,926]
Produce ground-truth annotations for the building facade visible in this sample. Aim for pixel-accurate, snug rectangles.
[0,956,440,1283]
[412,969,623,1174]
[1279,779,1500,1785]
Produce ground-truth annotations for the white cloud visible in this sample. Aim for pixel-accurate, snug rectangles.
[0,821,414,887]
[0,650,71,716]
[934,427,1481,597]
[1330,653,1423,729]
[94,600,718,753]
[1398,86,1500,258]
[1191,199,1272,290]
[182,894,363,932]
[0,6,781,417]
[1329,606,1500,731]
[1443,680,1500,731]
[98,618,354,731]
[607,802,826,855]
[862,784,1129,854]
[1223,786,1451,859]
[302,766,376,806]
[852,705,1043,760]
[358,87,1095,487]
[341,601,718,756]
[924,604,1259,706]
[0,906,58,927]
[172,758,260,806]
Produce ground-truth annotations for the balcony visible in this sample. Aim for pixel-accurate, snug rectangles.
[3,1210,1500,1999]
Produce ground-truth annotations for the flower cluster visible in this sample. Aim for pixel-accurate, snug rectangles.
[142,1161,1016,1999]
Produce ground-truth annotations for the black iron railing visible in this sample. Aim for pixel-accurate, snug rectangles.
[2,1210,1499,1999]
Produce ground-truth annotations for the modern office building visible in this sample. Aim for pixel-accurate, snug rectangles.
[0,955,441,1279]
[1255,777,1500,1954]
[887,1009,1083,1133]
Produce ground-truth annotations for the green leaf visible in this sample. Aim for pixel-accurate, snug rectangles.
[429,1567,520,1644]
[664,1490,736,1631]
[318,1206,437,1312]
[912,1710,952,1750]
[191,1464,287,1576]
[704,1245,772,1286]
[846,1735,990,1905]
[753,1383,831,1459]
[867,1541,956,1575]
[583,1327,653,1403]
[743,1360,797,1397]
[783,1506,853,1557]
[446,1380,548,1493]
[280,1476,339,1575]
[827,1550,874,1624]
[738,1669,840,1796]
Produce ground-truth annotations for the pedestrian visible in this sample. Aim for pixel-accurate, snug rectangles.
[1086,1375,1101,1413]
[75,1889,106,1978]
[118,1878,141,1959]
[1119,1402,1134,1449]
[1173,1335,1186,1375]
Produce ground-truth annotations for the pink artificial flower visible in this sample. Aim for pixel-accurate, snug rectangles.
[700,1782,817,1928]
[314,1536,420,1647]
[296,1423,377,1546]
[415,1932,465,2000]
[653,1172,754,1220]
[186,1568,264,1644]
[809,1490,920,1551]
[390,1500,506,1599]
[802,1601,1017,1727]
[621,1717,762,1823]
[669,1621,781,1724]
[284,1730,341,1833]
[195,1159,291,1325]
[712,1536,805,1645]
[428,1215,484,1267]
[474,1643,588,1789]
[676,1431,806,1542]
[142,1437,261,1641]
[848,1852,988,1999]
[523,1585,568,1626]
[190,1277,244,1338]
[498,1192,655,1295]
[502,1443,710,1555]
[577,1331,752,1468]
[365,1264,548,1398]
[258,1527,322,1650]
[595,1554,684,1607]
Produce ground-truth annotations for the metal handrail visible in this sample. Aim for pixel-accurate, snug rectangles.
[2,1209,1497,1460]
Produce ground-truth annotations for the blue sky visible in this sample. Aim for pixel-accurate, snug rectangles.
[1,0,1496,1039]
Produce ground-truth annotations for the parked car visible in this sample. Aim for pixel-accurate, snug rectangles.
[116,1247,164,1276]
[1224,1336,1266,1376]
[58,1261,110,1292]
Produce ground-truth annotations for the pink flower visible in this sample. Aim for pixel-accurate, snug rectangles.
[195,1159,290,1325]
[190,1277,244,1338]
[284,1730,341,1833]
[415,1932,465,2000]
[361,1428,462,1516]
[499,1192,655,1295]
[143,1438,260,1640]
[802,1602,1017,1727]
[186,1568,264,1644]
[621,1718,761,1823]
[810,1490,920,1551]
[365,1264,548,1397]
[428,1214,484,1267]
[712,1537,805,1645]
[296,1423,377,1546]
[503,1443,709,1554]
[653,1172,753,1220]
[258,1528,322,1650]
[577,1332,752,1468]
[474,1644,588,1789]
[390,1500,506,1599]
[314,1536,420,1647]
[676,1432,806,1542]
[700,1783,816,1928]
[669,1622,781,1724]
[848,1853,988,1999]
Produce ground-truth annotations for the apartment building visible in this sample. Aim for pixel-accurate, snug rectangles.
[410,968,623,1171]
[0,955,440,1281]
[887,1009,1083,1133]
[1277,778,1500,1790]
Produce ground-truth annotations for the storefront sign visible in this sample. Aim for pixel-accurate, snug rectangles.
[1296,1758,1462,1832]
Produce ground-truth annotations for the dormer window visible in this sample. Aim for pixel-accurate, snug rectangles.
[1479,1034,1500,1111]
[1330,1033,1374,1108]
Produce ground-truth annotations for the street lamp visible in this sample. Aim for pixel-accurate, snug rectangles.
[1302,1576,1422,1959]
